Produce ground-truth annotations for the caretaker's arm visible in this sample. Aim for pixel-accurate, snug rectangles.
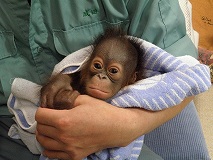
[36,93,193,160]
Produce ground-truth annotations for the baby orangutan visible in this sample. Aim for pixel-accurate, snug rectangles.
[40,28,144,109]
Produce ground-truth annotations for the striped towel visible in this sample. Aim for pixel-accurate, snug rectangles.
[55,38,211,111]
[7,38,211,160]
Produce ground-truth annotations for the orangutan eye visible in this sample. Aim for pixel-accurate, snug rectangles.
[109,68,118,74]
[93,62,102,69]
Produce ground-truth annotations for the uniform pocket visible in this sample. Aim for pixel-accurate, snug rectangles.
[0,31,17,59]
[53,20,129,56]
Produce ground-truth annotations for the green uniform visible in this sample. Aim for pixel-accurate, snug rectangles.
[0,0,197,115]
[0,0,210,160]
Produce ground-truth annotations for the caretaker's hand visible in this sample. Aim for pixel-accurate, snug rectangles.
[36,95,193,160]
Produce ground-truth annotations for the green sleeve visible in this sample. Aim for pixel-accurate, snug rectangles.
[127,0,198,57]
[0,0,40,114]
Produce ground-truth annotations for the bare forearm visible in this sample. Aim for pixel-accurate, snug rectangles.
[36,95,194,159]
[121,96,194,145]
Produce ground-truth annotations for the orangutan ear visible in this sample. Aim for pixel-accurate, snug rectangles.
[128,72,138,85]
